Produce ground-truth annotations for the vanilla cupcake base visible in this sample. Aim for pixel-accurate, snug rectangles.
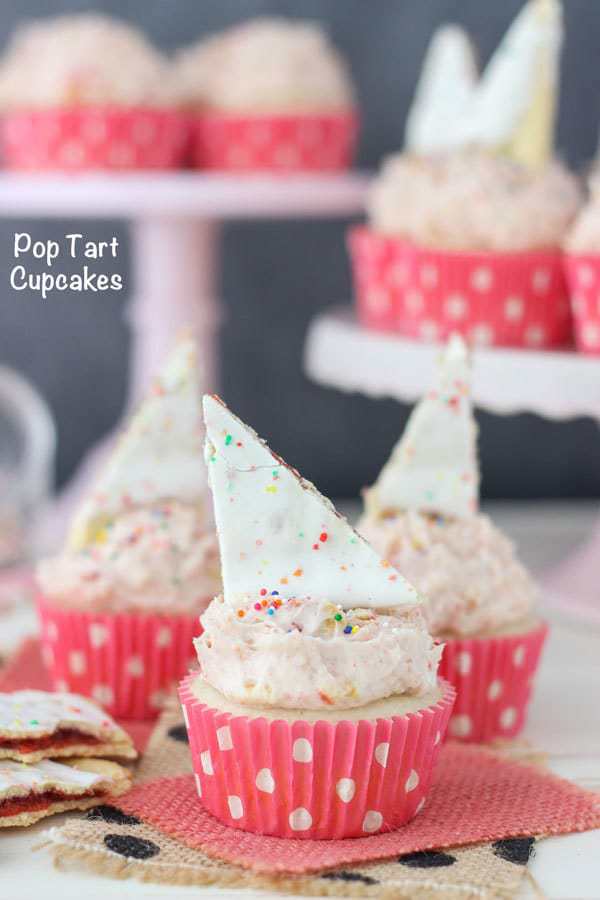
[179,674,455,839]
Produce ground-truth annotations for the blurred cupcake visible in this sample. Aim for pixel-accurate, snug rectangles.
[180,395,454,839]
[37,339,220,719]
[174,18,357,172]
[358,336,547,743]
[564,175,600,353]
[350,0,580,347]
[0,13,187,170]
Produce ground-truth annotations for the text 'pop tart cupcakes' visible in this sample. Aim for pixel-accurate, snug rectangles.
[350,0,580,348]
[0,13,187,170]
[358,336,547,743]
[37,338,221,719]
[174,18,358,172]
[179,395,454,840]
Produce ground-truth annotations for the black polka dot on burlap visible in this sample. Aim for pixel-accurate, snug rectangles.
[167,724,189,743]
[322,871,379,886]
[104,834,160,860]
[85,805,141,826]
[399,850,457,868]
[492,837,535,865]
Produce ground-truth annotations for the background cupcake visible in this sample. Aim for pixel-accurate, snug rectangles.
[180,395,453,839]
[0,13,186,170]
[358,336,547,743]
[174,17,358,171]
[350,0,581,348]
[37,339,220,719]
[564,174,600,353]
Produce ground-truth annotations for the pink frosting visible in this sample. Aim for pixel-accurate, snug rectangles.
[357,511,537,638]
[368,150,581,252]
[37,501,220,614]
[195,594,441,710]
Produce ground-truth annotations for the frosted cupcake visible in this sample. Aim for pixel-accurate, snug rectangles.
[564,175,600,353]
[0,13,186,170]
[358,336,547,743]
[174,18,357,171]
[350,0,580,347]
[179,395,454,839]
[37,339,220,719]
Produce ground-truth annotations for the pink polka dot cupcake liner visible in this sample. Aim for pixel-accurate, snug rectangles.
[439,621,548,744]
[349,227,572,349]
[564,254,600,354]
[37,595,202,720]
[178,675,455,840]
[189,111,358,172]
[1,107,189,171]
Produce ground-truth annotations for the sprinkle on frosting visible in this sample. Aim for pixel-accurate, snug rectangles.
[364,335,479,520]
[202,394,420,610]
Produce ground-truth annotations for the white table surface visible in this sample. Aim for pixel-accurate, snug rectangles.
[2,501,600,900]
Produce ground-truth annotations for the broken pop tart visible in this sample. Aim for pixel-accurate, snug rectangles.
[0,757,131,827]
[0,691,136,763]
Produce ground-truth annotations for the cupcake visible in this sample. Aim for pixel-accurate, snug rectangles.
[564,175,600,353]
[36,338,220,719]
[0,13,186,170]
[358,336,547,743]
[174,18,357,172]
[350,0,581,347]
[179,395,454,839]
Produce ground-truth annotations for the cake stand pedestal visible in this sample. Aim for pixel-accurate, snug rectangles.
[304,307,600,625]
[0,173,370,544]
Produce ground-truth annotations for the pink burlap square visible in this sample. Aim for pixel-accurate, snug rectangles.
[114,744,600,875]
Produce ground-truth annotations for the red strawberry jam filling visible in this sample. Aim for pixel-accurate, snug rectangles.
[0,729,102,755]
[0,787,101,817]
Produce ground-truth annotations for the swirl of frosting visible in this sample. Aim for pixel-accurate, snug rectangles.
[37,501,220,614]
[174,18,354,112]
[358,510,537,638]
[194,594,441,710]
[0,13,175,109]
[367,150,580,252]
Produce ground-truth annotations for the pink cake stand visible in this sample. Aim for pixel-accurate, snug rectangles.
[305,308,600,626]
[0,172,370,546]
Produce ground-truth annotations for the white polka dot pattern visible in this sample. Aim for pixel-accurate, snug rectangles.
[335,778,356,802]
[362,810,383,833]
[292,737,313,763]
[2,109,188,171]
[191,112,357,172]
[289,807,313,831]
[351,227,571,349]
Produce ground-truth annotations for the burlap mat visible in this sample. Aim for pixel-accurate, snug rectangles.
[47,704,544,899]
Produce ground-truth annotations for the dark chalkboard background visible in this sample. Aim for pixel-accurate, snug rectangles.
[1,0,600,498]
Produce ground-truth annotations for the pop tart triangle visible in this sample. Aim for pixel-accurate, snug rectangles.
[68,337,207,550]
[365,334,479,520]
[202,395,420,610]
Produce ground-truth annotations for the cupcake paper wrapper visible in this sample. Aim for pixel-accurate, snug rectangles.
[564,253,600,354]
[190,111,358,172]
[1,107,189,171]
[439,621,548,744]
[349,227,572,349]
[37,595,202,720]
[179,676,455,840]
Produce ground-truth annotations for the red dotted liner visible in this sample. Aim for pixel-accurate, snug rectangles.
[179,676,455,840]
[439,622,548,744]
[564,253,600,354]
[37,594,202,721]
[189,111,358,172]
[1,107,189,171]
[348,227,573,349]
